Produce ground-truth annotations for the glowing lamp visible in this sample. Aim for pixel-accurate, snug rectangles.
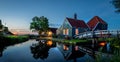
[48,31,52,36]
[46,40,53,46]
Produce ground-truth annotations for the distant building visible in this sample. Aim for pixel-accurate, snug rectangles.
[87,16,108,31]
[0,19,13,35]
[49,28,57,35]
[57,14,89,37]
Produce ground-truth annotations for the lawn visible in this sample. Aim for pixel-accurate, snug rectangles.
[0,35,29,45]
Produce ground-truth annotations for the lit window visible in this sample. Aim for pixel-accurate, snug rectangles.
[66,29,69,35]
[75,28,79,35]
[63,29,65,35]
[63,29,69,35]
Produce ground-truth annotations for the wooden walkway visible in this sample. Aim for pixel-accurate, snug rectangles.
[75,30,120,39]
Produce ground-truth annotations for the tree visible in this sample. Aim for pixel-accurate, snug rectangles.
[30,16,49,34]
[0,20,3,29]
[112,0,120,13]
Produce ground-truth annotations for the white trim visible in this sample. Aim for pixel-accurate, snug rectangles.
[93,22,100,31]
[86,23,90,30]
[65,18,72,28]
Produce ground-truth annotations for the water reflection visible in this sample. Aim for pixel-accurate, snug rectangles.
[0,44,5,57]
[57,43,86,62]
[30,40,56,60]
[0,39,114,62]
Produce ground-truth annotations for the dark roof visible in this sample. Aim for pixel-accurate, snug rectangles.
[66,18,88,28]
[49,28,57,34]
[87,16,107,30]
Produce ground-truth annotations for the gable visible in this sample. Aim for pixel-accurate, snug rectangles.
[87,16,107,30]
[62,18,72,28]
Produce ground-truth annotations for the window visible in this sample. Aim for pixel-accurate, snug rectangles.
[66,29,69,35]
[75,28,79,35]
[63,29,65,35]
[63,29,69,35]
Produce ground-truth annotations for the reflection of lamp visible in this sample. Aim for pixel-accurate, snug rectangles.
[99,42,106,46]
[46,40,53,46]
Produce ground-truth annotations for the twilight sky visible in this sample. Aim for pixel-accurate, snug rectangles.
[0,0,120,30]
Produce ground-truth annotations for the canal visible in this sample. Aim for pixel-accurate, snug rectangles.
[0,39,99,62]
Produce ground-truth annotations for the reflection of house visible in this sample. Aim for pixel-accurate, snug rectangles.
[87,16,108,31]
[57,14,89,37]
[57,43,85,61]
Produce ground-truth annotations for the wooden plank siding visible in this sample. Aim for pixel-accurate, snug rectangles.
[94,23,108,30]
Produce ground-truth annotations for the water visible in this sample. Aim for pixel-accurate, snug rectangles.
[0,40,94,62]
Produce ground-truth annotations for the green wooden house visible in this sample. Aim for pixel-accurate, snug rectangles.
[57,14,89,37]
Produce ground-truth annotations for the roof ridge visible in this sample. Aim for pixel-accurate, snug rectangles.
[95,16,99,22]
[96,16,107,24]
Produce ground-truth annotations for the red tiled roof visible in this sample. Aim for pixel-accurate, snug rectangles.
[66,18,88,28]
[87,16,107,30]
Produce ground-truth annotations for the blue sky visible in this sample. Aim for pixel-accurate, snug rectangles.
[0,0,120,30]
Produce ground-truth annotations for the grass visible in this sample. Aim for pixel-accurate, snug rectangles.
[0,35,29,45]
[5,35,28,39]
[95,47,120,62]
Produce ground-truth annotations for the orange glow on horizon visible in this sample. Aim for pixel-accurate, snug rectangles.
[10,29,38,35]
[12,32,18,35]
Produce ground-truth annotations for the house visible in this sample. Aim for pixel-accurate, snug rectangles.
[57,15,108,38]
[87,16,108,31]
[57,14,89,37]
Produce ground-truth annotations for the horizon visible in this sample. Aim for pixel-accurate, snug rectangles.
[0,0,120,31]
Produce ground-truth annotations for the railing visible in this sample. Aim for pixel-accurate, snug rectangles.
[75,30,120,39]
[78,46,94,56]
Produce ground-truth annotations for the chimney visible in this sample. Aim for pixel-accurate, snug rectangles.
[74,13,77,20]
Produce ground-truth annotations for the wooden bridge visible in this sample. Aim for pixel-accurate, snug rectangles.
[75,30,120,39]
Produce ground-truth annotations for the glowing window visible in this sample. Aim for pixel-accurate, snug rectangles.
[63,29,65,35]
[66,29,69,35]
[63,29,69,35]
[75,28,79,35]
